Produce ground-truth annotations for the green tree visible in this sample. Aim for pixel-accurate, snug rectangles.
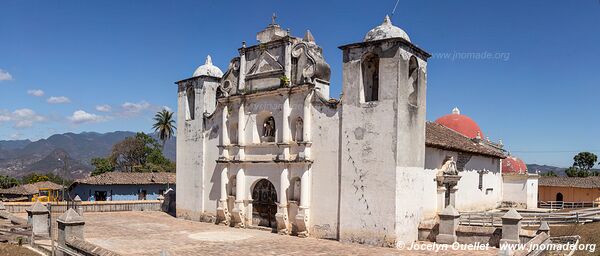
[152,109,176,150]
[22,173,50,183]
[91,157,115,176]
[573,152,598,171]
[109,132,174,172]
[0,175,20,189]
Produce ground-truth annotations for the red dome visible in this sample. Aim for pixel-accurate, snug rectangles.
[434,108,483,139]
[502,156,528,175]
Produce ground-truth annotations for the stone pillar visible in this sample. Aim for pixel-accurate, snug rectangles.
[236,102,245,160]
[301,91,313,159]
[26,202,49,236]
[231,168,246,228]
[448,185,458,207]
[280,93,291,160]
[239,46,246,91]
[500,208,522,245]
[276,168,290,234]
[216,167,231,225]
[56,209,84,256]
[284,41,292,81]
[436,205,460,244]
[295,165,311,237]
[73,195,83,216]
[436,186,447,212]
[219,104,230,160]
[536,221,550,236]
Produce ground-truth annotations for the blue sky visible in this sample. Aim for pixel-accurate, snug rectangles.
[1,0,599,167]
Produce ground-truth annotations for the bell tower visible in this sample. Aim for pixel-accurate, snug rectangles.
[338,16,431,246]
[175,55,222,220]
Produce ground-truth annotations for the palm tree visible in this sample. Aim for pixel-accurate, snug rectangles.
[153,109,176,149]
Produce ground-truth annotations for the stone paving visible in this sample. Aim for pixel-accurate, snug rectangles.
[80,211,498,256]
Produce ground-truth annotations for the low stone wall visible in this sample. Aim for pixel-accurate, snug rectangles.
[5,200,161,214]
[58,237,121,256]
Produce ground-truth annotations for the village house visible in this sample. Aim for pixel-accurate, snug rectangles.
[69,172,175,201]
[174,16,539,247]
[0,181,64,202]
[538,176,600,207]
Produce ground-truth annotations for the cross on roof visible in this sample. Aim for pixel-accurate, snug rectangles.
[271,13,277,25]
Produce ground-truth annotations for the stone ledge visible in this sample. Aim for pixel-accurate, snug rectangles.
[66,236,121,256]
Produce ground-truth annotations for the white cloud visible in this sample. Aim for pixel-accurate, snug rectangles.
[95,104,112,112]
[68,110,107,124]
[27,89,45,97]
[0,69,13,81]
[10,133,23,140]
[47,96,71,104]
[121,101,151,114]
[11,108,46,128]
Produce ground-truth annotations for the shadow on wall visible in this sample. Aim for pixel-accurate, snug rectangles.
[162,189,176,217]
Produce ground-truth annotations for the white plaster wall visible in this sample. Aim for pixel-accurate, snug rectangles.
[425,147,503,212]
[526,176,539,209]
[308,99,341,239]
[502,176,527,205]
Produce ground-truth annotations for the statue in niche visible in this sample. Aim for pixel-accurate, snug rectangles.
[438,156,458,176]
[262,117,276,141]
[295,117,304,142]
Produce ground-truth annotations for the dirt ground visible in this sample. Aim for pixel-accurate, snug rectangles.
[0,243,39,256]
[549,222,600,256]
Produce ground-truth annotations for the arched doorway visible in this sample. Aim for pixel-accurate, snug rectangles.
[556,192,564,202]
[252,179,277,228]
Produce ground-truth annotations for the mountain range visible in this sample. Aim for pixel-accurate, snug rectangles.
[0,131,175,179]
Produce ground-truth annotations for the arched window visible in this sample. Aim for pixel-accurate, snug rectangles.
[262,116,276,142]
[362,54,379,102]
[186,86,195,120]
[408,56,419,107]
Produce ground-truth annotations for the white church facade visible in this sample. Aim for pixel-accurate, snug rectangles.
[175,16,538,247]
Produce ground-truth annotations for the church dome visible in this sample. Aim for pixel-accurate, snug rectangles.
[503,156,528,175]
[193,55,223,78]
[364,15,411,42]
[434,107,484,139]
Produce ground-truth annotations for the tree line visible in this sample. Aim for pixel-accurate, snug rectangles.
[541,151,600,177]
[0,110,177,188]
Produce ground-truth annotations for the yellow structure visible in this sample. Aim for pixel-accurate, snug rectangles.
[31,188,60,202]
[538,176,600,203]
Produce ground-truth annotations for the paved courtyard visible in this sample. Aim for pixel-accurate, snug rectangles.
[77,211,498,255]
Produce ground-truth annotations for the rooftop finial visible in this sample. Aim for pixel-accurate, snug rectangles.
[205,55,213,66]
[303,30,315,42]
[271,12,277,26]
[383,15,392,25]
[452,107,460,115]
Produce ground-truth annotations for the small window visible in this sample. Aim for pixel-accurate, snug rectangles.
[478,171,484,190]
[186,87,195,120]
[408,56,419,107]
[362,54,379,102]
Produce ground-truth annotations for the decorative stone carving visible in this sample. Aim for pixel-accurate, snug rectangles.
[262,116,276,141]
[231,202,245,228]
[438,156,458,176]
[248,51,283,77]
[219,57,240,98]
[436,175,462,208]
[291,42,330,85]
[275,203,290,235]
[295,207,309,238]
[216,199,231,226]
